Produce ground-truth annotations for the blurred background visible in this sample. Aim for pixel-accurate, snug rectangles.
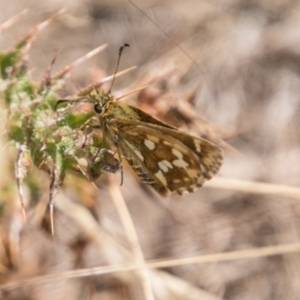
[1,0,300,299]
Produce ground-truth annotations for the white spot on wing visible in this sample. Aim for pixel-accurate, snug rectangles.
[155,170,167,185]
[162,160,173,169]
[173,159,189,168]
[144,139,155,150]
[172,148,189,168]
[172,149,183,159]
[194,140,201,153]
[158,160,173,173]
[200,163,208,174]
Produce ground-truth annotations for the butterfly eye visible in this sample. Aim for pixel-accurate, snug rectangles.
[94,103,102,114]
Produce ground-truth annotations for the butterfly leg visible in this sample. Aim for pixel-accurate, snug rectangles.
[115,146,123,186]
[87,126,123,185]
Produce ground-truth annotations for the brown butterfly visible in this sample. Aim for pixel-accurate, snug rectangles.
[58,44,223,196]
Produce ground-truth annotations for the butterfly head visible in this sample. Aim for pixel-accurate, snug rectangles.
[89,88,114,116]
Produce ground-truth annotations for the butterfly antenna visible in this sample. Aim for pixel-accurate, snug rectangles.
[108,43,130,93]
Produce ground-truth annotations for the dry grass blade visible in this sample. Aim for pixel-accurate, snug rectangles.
[53,44,108,80]
[1,242,300,292]
[206,177,300,200]
[0,9,27,33]
[108,177,155,300]
[15,9,66,49]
